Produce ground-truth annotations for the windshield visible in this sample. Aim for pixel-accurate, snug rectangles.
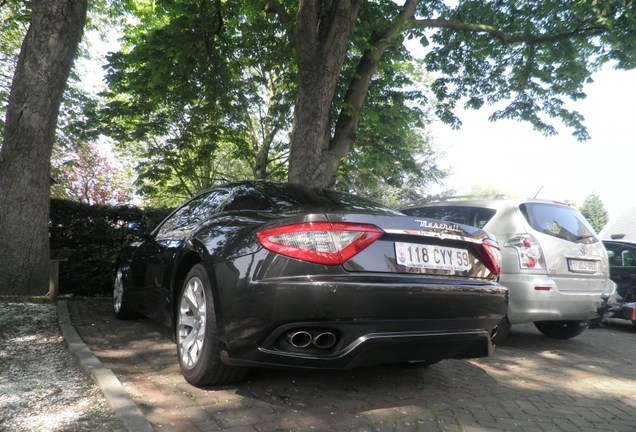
[520,203,598,244]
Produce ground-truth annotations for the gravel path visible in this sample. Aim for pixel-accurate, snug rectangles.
[0,301,124,432]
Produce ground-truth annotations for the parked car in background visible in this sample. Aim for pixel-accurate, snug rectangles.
[601,239,636,326]
[401,196,616,343]
[113,181,508,386]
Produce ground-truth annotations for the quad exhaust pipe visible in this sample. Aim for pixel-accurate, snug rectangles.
[286,329,337,350]
[312,331,337,349]
[287,330,312,348]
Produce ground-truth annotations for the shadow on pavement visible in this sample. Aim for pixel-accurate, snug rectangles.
[68,297,636,432]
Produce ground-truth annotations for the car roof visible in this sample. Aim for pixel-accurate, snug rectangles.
[400,197,571,211]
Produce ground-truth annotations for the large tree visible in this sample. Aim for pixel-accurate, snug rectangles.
[264,0,636,188]
[92,1,294,205]
[3,0,636,295]
[93,1,439,205]
[0,0,88,295]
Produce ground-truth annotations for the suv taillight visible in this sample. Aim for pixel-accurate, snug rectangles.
[504,234,545,269]
[257,222,384,265]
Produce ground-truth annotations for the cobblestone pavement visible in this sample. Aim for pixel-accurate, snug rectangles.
[67,297,636,432]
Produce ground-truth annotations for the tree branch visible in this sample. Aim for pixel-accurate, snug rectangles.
[264,0,295,47]
[329,0,419,161]
[409,18,605,44]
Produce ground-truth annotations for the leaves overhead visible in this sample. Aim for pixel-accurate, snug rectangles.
[92,1,297,202]
[82,0,636,199]
[90,0,447,204]
[421,0,636,141]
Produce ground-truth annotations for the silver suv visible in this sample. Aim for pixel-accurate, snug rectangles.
[401,197,616,343]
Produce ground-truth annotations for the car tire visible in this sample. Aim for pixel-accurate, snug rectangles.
[534,321,586,339]
[113,267,139,320]
[176,264,249,386]
[490,315,511,345]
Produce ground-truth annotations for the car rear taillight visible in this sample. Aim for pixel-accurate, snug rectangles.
[257,222,385,265]
[504,234,545,269]
[477,238,502,276]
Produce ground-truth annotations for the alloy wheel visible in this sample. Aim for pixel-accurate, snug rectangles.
[178,276,207,370]
[113,269,124,314]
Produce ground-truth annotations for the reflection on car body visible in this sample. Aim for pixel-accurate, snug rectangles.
[113,181,508,386]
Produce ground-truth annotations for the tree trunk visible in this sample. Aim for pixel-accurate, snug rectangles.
[286,0,414,188]
[0,0,87,296]
[287,0,363,188]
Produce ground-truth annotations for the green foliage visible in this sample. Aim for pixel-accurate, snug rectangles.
[335,106,451,207]
[88,0,444,204]
[51,141,135,205]
[65,1,636,202]
[467,185,522,199]
[87,0,295,203]
[579,194,609,233]
[425,0,636,141]
[563,198,578,208]
[49,199,172,297]
[332,16,447,205]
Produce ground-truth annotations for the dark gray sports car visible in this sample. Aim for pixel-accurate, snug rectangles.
[113,180,508,386]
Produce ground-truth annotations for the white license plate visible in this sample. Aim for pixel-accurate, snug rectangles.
[395,242,471,271]
[568,259,597,273]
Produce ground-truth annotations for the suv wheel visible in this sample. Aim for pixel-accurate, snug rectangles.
[534,321,586,339]
[113,267,139,320]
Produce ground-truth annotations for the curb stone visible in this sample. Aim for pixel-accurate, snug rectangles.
[57,299,156,432]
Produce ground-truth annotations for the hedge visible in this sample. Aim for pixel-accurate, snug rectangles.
[49,199,172,297]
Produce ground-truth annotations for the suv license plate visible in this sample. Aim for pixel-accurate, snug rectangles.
[395,242,471,271]
[568,259,597,273]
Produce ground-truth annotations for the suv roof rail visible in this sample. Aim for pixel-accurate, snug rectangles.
[429,194,509,202]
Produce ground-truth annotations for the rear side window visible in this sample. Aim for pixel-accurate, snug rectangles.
[402,207,468,223]
[604,242,636,267]
[157,190,229,237]
[401,206,496,229]
[519,203,597,244]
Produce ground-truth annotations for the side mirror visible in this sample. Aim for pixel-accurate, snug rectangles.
[127,221,149,238]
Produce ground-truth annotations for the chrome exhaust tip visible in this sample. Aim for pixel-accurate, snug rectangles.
[490,324,499,341]
[287,330,312,348]
[312,331,337,349]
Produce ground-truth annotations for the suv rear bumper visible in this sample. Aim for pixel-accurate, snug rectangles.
[500,274,617,324]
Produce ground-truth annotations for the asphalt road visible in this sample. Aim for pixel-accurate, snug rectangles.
[67,297,636,432]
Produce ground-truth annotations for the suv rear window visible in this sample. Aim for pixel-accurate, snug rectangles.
[519,203,597,244]
[401,206,496,229]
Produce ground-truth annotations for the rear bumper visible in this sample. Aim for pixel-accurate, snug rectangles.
[500,274,616,324]
[223,326,495,370]
[214,272,508,370]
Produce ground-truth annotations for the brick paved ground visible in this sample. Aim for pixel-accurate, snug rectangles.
[67,297,636,432]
